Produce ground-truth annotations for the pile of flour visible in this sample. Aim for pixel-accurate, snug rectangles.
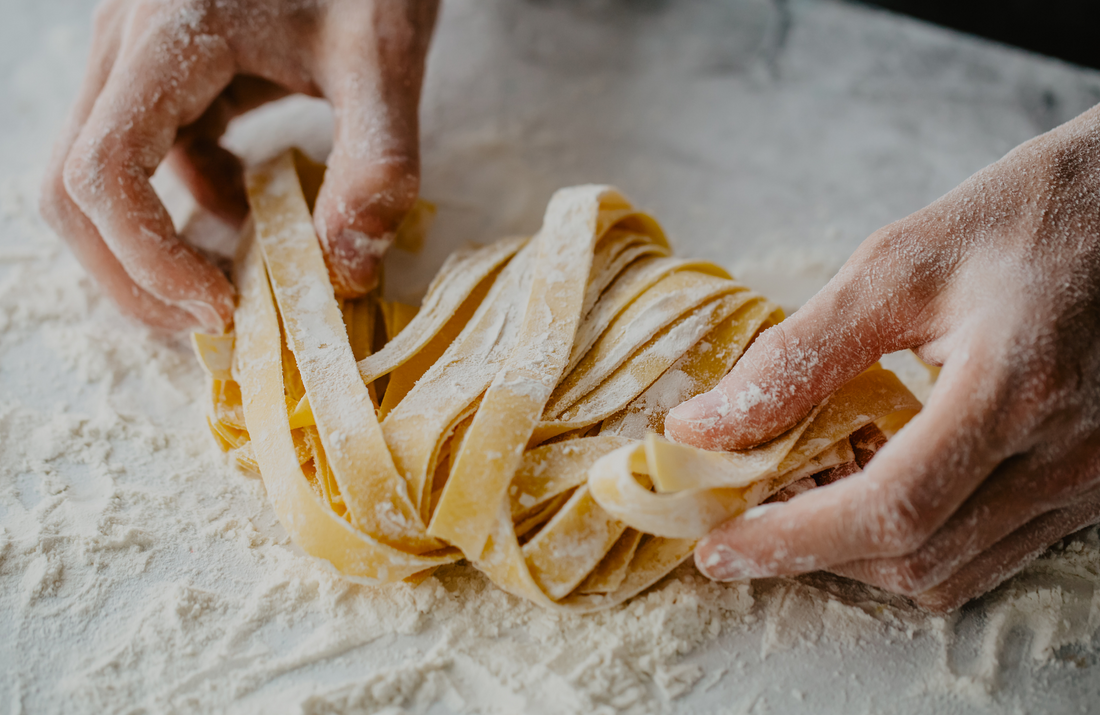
[2,167,1098,714]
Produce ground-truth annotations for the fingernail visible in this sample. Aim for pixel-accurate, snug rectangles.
[667,395,707,422]
[667,391,726,426]
[695,540,755,581]
[330,228,390,295]
[179,300,226,334]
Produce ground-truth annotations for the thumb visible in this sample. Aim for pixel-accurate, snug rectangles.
[665,250,914,451]
[312,2,438,297]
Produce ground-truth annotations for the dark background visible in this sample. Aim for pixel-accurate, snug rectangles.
[860,0,1100,70]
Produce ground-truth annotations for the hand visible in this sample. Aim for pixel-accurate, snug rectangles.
[665,105,1100,611]
[40,0,439,332]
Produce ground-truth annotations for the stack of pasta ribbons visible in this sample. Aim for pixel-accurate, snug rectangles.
[193,150,921,612]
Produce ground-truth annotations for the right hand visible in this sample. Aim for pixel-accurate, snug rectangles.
[40,0,440,332]
[665,104,1100,611]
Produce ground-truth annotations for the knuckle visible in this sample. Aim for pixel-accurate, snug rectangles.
[856,215,958,321]
[863,488,932,556]
[127,0,205,39]
[865,223,904,255]
[1023,133,1085,192]
[61,144,105,205]
[984,369,1068,453]
[850,222,907,274]
[853,223,933,333]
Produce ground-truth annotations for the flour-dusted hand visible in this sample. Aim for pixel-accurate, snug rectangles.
[665,105,1100,611]
[40,0,439,331]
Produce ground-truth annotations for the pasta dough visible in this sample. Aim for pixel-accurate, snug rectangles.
[193,150,921,612]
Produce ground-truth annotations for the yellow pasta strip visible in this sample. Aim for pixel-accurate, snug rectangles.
[211,379,246,430]
[342,296,376,363]
[230,442,259,474]
[383,243,539,522]
[575,529,643,595]
[228,226,457,582]
[568,257,730,375]
[430,188,644,558]
[580,229,668,319]
[532,293,765,445]
[522,486,627,599]
[510,436,632,518]
[381,301,420,342]
[601,296,780,438]
[359,237,526,383]
[392,199,437,255]
[247,153,438,553]
[547,271,744,417]
[287,395,315,430]
[378,263,505,419]
[192,333,235,381]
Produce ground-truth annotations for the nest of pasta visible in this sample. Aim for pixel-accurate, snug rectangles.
[193,150,921,612]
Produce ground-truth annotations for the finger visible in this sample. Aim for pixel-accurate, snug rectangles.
[913,486,1100,613]
[665,219,952,451]
[693,343,1014,581]
[39,0,195,329]
[164,76,290,227]
[831,431,1100,596]
[62,4,237,332]
[311,1,439,297]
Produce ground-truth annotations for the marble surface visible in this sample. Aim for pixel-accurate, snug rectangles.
[3,1,1099,713]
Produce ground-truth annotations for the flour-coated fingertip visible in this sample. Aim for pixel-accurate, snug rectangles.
[178,299,227,334]
[665,391,726,442]
[694,540,751,582]
[667,394,709,423]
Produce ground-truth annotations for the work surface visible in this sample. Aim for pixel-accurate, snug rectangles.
[2,1,1099,713]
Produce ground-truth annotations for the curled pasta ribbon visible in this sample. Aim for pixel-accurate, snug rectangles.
[587,367,921,539]
[193,150,920,611]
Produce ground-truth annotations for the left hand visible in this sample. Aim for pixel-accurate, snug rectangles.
[39,0,439,332]
[664,105,1100,611]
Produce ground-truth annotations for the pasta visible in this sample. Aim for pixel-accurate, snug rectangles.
[193,150,921,612]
